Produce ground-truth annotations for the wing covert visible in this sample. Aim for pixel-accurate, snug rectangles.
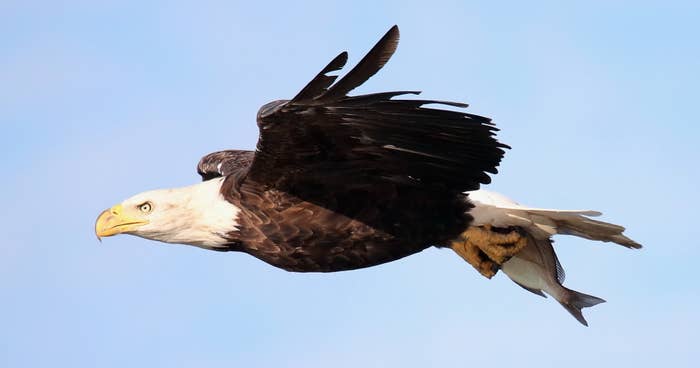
[197,150,255,181]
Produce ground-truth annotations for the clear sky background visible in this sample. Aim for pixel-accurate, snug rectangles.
[2,1,698,367]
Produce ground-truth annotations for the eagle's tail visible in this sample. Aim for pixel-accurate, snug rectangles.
[450,190,641,278]
[516,208,641,249]
[466,190,642,249]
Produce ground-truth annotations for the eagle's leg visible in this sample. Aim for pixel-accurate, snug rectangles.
[450,225,527,278]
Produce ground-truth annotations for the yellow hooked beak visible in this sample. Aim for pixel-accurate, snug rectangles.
[95,204,149,240]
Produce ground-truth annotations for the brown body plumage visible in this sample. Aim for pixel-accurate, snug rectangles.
[200,150,472,272]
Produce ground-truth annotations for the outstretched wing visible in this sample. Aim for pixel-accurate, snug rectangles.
[247,25,508,199]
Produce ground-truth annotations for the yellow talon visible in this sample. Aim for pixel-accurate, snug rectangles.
[451,236,499,278]
[451,225,527,278]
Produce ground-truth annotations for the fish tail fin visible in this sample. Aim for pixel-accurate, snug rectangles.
[558,288,606,326]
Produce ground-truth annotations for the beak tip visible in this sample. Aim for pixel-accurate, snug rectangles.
[94,205,147,241]
[95,208,111,242]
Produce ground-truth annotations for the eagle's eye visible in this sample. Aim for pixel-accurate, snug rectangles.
[138,202,153,214]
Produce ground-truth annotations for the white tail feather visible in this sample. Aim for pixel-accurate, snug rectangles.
[467,190,641,249]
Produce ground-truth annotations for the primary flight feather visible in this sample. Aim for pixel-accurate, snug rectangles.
[95,25,640,326]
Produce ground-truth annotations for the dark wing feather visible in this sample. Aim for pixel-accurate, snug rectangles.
[290,52,348,103]
[321,25,399,101]
[197,150,255,181]
[248,25,508,202]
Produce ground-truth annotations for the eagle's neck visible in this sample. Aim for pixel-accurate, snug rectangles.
[139,178,241,250]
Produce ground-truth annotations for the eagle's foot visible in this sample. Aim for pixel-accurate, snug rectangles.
[474,225,528,263]
[450,225,527,279]
[451,237,499,278]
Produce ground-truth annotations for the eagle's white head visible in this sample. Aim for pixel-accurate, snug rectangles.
[95,177,240,250]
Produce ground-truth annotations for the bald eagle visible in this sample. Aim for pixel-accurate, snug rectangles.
[95,26,640,326]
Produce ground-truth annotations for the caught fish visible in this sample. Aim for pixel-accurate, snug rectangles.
[501,235,606,326]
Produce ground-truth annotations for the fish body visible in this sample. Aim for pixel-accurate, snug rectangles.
[502,235,605,326]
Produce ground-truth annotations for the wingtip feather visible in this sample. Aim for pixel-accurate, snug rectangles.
[321,25,401,100]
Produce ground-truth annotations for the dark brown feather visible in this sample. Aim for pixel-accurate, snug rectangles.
[197,150,254,181]
[321,25,400,101]
[291,52,348,103]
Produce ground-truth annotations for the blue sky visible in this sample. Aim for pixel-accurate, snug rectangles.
[2,1,698,367]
